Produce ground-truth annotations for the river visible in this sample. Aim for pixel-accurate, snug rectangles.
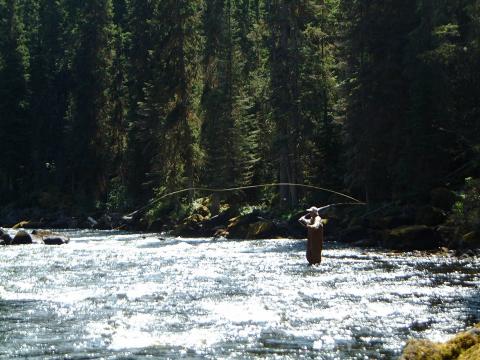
[0,230,479,359]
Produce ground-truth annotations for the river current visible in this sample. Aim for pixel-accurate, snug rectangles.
[0,230,479,359]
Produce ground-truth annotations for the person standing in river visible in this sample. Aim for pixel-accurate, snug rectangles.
[299,206,324,265]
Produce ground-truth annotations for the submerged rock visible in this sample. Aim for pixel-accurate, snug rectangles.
[11,230,34,245]
[401,324,480,360]
[43,236,70,245]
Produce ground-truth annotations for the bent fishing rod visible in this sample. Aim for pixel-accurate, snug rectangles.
[126,183,365,217]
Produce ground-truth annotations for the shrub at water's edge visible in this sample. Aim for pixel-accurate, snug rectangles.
[449,178,480,248]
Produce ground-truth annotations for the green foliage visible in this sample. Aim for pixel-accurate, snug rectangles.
[145,187,189,225]
[239,204,267,216]
[451,178,480,235]
[105,177,129,212]
[0,0,479,218]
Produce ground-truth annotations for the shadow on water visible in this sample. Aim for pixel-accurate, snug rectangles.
[241,241,306,254]
[136,236,308,250]
[459,288,480,328]
[0,299,41,346]
[136,236,245,249]
[0,299,38,318]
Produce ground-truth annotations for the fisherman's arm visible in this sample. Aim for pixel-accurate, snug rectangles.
[307,216,322,230]
[298,215,309,227]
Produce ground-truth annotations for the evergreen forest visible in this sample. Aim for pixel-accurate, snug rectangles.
[1,0,479,226]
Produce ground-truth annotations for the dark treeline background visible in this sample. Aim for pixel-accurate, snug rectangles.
[0,0,479,214]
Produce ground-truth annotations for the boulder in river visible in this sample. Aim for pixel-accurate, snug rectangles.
[382,225,442,250]
[31,229,70,245]
[11,230,34,245]
[0,228,12,245]
[400,324,480,360]
[43,236,70,245]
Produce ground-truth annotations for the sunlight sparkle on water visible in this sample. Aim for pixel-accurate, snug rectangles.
[0,231,478,359]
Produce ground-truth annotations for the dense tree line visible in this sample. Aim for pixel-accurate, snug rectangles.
[0,0,479,213]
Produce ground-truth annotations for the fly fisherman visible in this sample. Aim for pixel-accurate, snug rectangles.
[299,206,324,265]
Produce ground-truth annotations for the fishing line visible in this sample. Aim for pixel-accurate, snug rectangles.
[127,183,365,217]
[158,183,363,203]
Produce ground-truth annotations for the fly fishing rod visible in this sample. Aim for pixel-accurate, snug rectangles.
[126,183,365,218]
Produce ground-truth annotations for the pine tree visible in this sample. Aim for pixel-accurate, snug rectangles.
[340,0,417,203]
[231,0,267,189]
[0,0,31,203]
[299,0,342,200]
[137,0,203,199]
[449,0,480,177]
[103,0,131,210]
[66,0,115,206]
[124,0,157,204]
[27,0,70,196]
[266,0,310,207]
[201,0,236,188]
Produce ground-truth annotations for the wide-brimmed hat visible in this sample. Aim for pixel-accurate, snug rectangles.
[306,206,319,214]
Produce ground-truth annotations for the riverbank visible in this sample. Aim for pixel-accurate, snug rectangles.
[1,186,479,253]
